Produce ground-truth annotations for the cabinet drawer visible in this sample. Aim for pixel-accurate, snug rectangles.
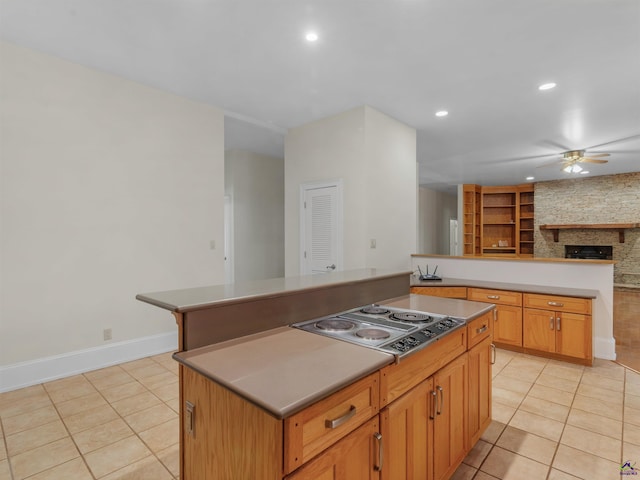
[411,286,467,299]
[467,310,493,349]
[467,288,522,307]
[283,372,379,474]
[523,293,592,315]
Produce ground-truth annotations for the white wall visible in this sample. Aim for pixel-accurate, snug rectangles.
[410,256,615,360]
[225,150,284,281]
[284,106,416,276]
[0,43,225,371]
[417,186,457,255]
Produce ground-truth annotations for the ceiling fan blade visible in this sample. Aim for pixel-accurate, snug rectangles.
[589,150,639,154]
[582,153,610,158]
[587,133,640,150]
[490,153,558,165]
[580,158,609,164]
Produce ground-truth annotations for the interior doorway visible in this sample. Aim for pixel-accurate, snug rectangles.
[300,180,343,275]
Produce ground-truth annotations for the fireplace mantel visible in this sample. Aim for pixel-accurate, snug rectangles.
[540,223,640,243]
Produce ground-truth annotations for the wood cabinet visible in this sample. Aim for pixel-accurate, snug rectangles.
[518,186,534,257]
[379,353,469,480]
[285,417,381,480]
[462,184,482,256]
[463,183,535,257]
[409,286,467,299]
[432,354,468,480]
[523,293,592,362]
[380,379,432,480]
[467,336,492,446]
[468,288,523,347]
[481,186,518,256]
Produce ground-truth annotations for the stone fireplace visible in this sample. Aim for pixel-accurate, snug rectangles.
[533,172,640,287]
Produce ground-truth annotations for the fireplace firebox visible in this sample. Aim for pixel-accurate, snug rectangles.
[565,245,613,260]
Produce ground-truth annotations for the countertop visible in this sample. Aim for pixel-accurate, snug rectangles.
[172,293,492,418]
[412,253,615,265]
[173,327,394,419]
[410,276,598,299]
[136,268,409,312]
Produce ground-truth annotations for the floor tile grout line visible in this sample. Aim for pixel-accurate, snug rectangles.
[79,356,178,479]
[2,354,179,480]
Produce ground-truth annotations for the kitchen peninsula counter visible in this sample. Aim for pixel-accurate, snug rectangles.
[410,276,598,299]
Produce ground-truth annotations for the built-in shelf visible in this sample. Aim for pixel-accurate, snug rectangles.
[540,223,640,243]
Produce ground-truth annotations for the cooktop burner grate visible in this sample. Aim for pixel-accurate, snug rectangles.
[315,319,356,331]
[390,312,433,323]
[355,328,391,340]
[360,305,391,315]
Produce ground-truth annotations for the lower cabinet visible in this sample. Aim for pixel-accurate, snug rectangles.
[467,336,492,446]
[492,304,523,347]
[523,293,592,362]
[379,354,469,480]
[285,417,382,480]
[380,380,432,480]
[433,354,468,480]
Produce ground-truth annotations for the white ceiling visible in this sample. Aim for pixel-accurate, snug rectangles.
[2,0,639,192]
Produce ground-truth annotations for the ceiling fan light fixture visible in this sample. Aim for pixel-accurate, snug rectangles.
[580,170,590,175]
[563,164,583,173]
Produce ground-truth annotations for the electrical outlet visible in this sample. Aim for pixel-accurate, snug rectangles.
[370,239,377,249]
[209,240,216,250]
[103,328,112,341]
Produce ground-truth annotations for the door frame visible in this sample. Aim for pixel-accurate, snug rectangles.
[299,179,344,275]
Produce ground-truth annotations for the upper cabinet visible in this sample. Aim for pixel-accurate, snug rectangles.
[463,184,534,258]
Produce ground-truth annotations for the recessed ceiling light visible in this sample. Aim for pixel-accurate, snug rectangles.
[526,176,535,181]
[538,82,557,91]
[579,170,590,175]
[435,110,448,117]
[305,32,318,42]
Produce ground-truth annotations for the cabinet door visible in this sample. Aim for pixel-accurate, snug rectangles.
[523,308,556,353]
[468,337,492,446]
[494,304,523,347]
[433,354,468,480]
[285,417,381,480]
[556,312,592,360]
[380,378,433,480]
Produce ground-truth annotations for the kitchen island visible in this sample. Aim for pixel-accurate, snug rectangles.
[138,270,494,480]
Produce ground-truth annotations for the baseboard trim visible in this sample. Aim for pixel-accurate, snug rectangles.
[0,331,178,393]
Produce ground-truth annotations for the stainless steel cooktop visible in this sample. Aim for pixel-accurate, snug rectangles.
[291,304,466,358]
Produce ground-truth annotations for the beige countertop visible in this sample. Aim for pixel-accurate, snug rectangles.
[409,277,598,299]
[173,327,394,419]
[380,293,495,319]
[137,268,409,312]
[172,294,492,418]
[412,253,615,265]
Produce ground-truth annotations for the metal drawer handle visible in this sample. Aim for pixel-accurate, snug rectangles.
[556,317,561,331]
[476,325,488,334]
[491,343,496,365]
[325,404,356,429]
[185,401,195,436]
[436,386,444,415]
[487,295,500,299]
[548,301,564,307]
[373,432,384,471]
[430,390,437,419]
[549,317,554,330]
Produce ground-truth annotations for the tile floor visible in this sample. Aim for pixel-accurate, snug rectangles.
[1,349,639,479]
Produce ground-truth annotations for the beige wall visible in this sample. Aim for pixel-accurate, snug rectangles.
[284,106,416,275]
[534,172,640,285]
[418,186,458,255]
[0,42,225,366]
[225,150,284,281]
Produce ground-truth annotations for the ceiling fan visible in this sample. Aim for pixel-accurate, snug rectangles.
[538,149,610,173]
